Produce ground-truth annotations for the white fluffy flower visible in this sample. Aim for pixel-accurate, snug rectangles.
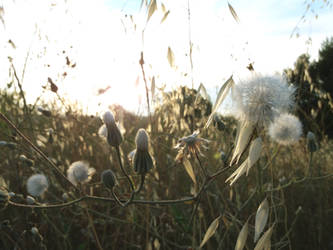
[268,113,302,145]
[67,161,96,186]
[26,174,49,197]
[233,75,295,127]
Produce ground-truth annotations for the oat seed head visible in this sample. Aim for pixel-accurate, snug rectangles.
[26,174,49,197]
[268,113,302,145]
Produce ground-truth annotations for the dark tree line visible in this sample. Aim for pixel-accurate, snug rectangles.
[284,37,333,139]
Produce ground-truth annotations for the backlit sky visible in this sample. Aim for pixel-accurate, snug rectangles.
[0,0,332,114]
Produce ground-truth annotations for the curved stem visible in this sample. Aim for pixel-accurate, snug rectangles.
[115,146,135,192]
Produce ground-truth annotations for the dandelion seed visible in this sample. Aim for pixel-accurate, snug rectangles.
[67,161,95,186]
[133,129,154,174]
[233,75,295,127]
[26,174,49,197]
[268,113,302,145]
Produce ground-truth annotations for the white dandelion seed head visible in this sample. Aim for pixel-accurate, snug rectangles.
[67,161,96,186]
[103,111,115,125]
[268,113,302,145]
[26,174,49,197]
[233,75,295,127]
[135,128,149,151]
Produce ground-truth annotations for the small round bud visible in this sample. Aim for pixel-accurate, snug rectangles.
[103,111,115,124]
[31,227,39,235]
[26,195,36,204]
[27,174,49,197]
[307,131,318,153]
[62,193,69,201]
[101,170,118,189]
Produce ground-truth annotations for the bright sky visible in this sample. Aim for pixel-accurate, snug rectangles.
[0,0,332,115]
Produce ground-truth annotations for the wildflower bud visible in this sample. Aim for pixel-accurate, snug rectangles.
[101,170,118,189]
[102,111,122,147]
[8,192,15,198]
[31,227,39,235]
[62,193,69,201]
[26,195,36,204]
[133,129,154,174]
[135,128,149,151]
[19,154,34,167]
[307,131,318,153]
[220,151,227,163]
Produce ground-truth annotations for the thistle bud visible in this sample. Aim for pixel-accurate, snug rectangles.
[102,111,122,147]
[101,170,118,189]
[26,195,36,204]
[307,131,318,153]
[135,128,149,151]
[133,129,154,174]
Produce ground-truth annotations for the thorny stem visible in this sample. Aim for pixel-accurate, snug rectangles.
[0,112,80,193]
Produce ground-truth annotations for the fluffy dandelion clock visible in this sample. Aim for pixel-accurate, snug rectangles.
[26,174,49,197]
[67,161,96,186]
[233,75,295,127]
[268,113,302,145]
[133,129,154,175]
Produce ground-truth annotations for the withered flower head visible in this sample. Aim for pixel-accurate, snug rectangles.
[175,131,209,162]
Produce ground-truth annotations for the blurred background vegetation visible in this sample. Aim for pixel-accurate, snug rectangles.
[1,37,333,248]
[1,0,333,249]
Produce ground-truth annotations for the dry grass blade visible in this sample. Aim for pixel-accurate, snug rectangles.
[161,10,170,24]
[151,76,155,100]
[254,198,269,243]
[147,0,157,23]
[195,83,210,105]
[205,75,234,129]
[254,225,274,250]
[225,158,248,185]
[167,47,175,68]
[200,215,221,248]
[235,219,249,250]
[182,157,196,184]
[230,121,255,165]
[247,137,262,175]
[228,2,240,23]
[0,176,8,189]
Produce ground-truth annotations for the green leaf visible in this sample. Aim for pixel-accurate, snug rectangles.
[147,0,157,23]
[228,2,240,23]
[204,75,234,129]
[200,215,221,248]
[182,157,196,184]
[167,47,175,68]
[161,10,170,24]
